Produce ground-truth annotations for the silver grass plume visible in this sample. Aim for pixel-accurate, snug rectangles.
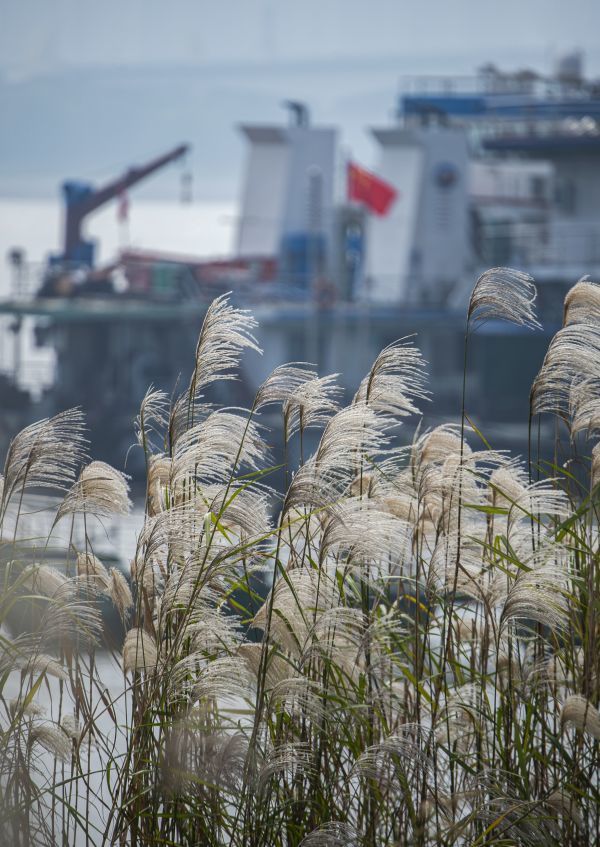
[500,562,570,633]
[168,654,249,705]
[271,676,328,723]
[544,648,584,688]
[171,410,268,488]
[563,277,600,326]
[8,698,45,718]
[467,267,540,330]
[146,454,172,515]
[284,403,389,511]
[135,386,169,450]
[417,423,471,469]
[560,694,600,740]
[429,533,503,603]
[314,402,390,472]
[191,294,261,393]
[436,683,489,745]
[2,409,87,506]
[134,502,213,566]
[163,726,248,794]
[76,552,110,590]
[195,482,272,539]
[593,441,600,489]
[299,823,360,846]
[569,377,600,438]
[60,714,86,745]
[30,721,72,760]
[22,654,68,681]
[309,606,365,659]
[122,627,159,675]
[320,498,412,571]
[258,742,314,793]
[488,463,528,510]
[39,590,103,644]
[354,726,432,790]
[254,362,319,411]
[108,568,133,619]
[531,322,600,417]
[22,564,72,599]
[283,373,343,438]
[353,338,429,418]
[181,605,240,655]
[545,789,584,829]
[238,643,292,691]
[57,460,131,520]
[489,466,570,528]
[252,568,337,656]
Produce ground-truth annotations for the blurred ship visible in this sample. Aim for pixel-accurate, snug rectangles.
[3,52,600,472]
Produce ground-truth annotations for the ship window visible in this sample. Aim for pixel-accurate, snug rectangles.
[556,179,576,214]
[530,175,546,202]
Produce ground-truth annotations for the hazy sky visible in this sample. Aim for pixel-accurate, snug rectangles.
[2,1,600,200]
[2,0,600,76]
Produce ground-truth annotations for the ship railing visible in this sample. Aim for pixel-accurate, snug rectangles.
[478,219,600,269]
[398,72,593,99]
[480,115,600,139]
[3,259,45,301]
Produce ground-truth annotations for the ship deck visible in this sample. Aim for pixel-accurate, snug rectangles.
[0,297,211,322]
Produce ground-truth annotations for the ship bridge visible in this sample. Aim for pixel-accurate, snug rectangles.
[384,57,600,305]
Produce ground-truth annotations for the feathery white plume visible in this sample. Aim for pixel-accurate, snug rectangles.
[531,323,600,417]
[22,564,71,599]
[135,386,169,449]
[300,823,359,846]
[57,460,131,519]
[252,568,337,655]
[569,377,600,438]
[31,722,72,760]
[76,552,110,590]
[501,563,570,633]
[23,654,68,681]
[283,374,343,438]
[415,424,472,476]
[172,410,268,487]
[467,267,539,330]
[238,643,292,691]
[563,277,600,326]
[254,363,319,411]
[591,441,600,490]
[561,694,600,740]
[354,338,429,418]
[122,628,159,675]
[258,742,314,792]
[146,454,172,515]
[285,403,389,511]
[191,294,261,394]
[108,568,133,619]
[8,698,45,718]
[2,409,87,505]
[546,789,584,829]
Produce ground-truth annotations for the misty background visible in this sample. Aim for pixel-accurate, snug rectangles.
[2,0,600,202]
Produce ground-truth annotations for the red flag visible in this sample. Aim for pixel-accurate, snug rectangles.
[347,162,397,215]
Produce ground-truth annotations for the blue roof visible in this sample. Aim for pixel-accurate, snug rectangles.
[401,93,600,122]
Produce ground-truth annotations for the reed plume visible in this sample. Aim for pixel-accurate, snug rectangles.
[467,266,540,330]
